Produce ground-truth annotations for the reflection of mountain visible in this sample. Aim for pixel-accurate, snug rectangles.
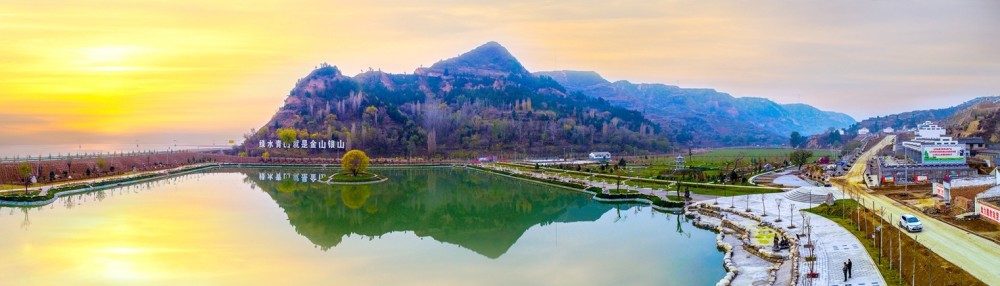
[241,168,609,258]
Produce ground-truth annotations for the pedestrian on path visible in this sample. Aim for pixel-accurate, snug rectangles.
[842,262,849,282]
[847,259,853,278]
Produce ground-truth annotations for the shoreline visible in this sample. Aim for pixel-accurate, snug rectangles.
[1,162,727,284]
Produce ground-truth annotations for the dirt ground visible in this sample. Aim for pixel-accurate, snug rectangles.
[879,188,1000,243]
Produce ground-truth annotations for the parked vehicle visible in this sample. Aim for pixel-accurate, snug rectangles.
[898,214,923,232]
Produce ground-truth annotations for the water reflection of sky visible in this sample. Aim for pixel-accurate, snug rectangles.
[0,168,724,285]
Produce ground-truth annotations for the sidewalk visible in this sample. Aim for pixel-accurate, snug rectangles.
[475,164,887,285]
[714,190,886,286]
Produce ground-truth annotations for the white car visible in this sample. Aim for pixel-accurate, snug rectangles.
[898,214,923,232]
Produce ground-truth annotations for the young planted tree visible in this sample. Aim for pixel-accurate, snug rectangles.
[341,150,370,176]
[614,168,625,191]
[18,162,32,193]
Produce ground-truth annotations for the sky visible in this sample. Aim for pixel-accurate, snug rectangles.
[1,0,998,146]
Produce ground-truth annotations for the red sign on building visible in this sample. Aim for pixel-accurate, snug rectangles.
[981,204,1000,224]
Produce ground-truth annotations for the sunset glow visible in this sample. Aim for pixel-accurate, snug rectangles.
[2,0,998,146]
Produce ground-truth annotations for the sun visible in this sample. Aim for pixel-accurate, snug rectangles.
[74,46,147,71]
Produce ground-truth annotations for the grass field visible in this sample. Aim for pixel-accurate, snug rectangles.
[634,148,840,179]
[492,162,783,197]
[669,148,838,167]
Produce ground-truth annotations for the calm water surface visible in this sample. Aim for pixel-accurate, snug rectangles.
[0,167,724,285]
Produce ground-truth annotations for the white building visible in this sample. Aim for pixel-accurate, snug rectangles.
[901,121,965,165]
[883,127,895,134]
[588,152,611,162]
[858,127,870,135]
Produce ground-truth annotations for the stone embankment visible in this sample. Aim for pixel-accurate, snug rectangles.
[688,204,800,286]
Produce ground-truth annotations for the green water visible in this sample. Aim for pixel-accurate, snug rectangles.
[0,167,725,285]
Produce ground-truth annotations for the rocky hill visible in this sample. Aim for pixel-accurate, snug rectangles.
[852,96,999,132]
[535,70,856,146]
[943,97,1000,143]
[244,42,668,158]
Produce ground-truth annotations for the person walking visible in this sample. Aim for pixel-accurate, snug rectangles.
[842,262,849,282]
[847,259,853,278]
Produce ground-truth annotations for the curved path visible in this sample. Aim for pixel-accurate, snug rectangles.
[833,135,1000,283]
[703,188,885,286]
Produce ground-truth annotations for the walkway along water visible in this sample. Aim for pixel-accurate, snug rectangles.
[480,163,888,286]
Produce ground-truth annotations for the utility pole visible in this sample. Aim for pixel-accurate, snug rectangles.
[888,212,892,270]
[912,235,918,286]
[879,208,884,264]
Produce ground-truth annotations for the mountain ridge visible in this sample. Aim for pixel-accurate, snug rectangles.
[534,70,856,146]
[244,42,668,158]
[853,96,1000,132]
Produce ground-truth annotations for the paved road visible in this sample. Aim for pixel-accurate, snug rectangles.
[832,135,1000,283]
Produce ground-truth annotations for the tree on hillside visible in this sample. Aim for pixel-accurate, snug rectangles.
[789,149,813,170]
[789,131,804,148]
[278,128,297,146]
[18,163,32,193]
[828,129,842,145]
[342,150,370,176]
[262,151,271,161]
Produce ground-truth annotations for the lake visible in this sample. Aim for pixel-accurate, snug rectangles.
[0,167,725,285]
